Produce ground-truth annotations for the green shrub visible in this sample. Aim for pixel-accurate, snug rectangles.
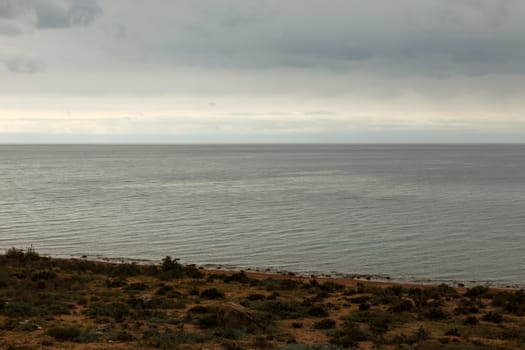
[2,302,35,317]
[392,327,428,345]
[482,311,503,323]
[328,325,368,348]
[247,293,266,301]
[184,264,204,278]
[200,288,225,299]
[189,305,209,314]
[492,290,525,316]
[464,286,489,299]
[358,303,371,311]
[5,247,40,262]
[260,278,300,291]
[313,318,336,329]
[318,282,345,293]
[224,271,251,283]
[464,316,479,325]
[112,331,135,341]
[86,302,131,322]
[389,298,413,312]
[307,305,328,317]
[124,282,148,291]
[445,328,461,336]
[47,327,82,341]
[422,306,449,321]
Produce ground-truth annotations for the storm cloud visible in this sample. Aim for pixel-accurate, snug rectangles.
[1,0,525,142]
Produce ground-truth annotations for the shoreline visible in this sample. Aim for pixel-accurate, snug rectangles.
[49,252,524,291]
[2,249,525,349]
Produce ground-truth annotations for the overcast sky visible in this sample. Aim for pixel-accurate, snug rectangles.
[1,0,525,143]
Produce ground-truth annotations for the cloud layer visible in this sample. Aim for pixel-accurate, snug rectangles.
[0,0,102,35]
[1,0,524,142]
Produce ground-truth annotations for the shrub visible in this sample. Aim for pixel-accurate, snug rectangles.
[2,302,35,317]
[318,282,345,293]
[255,300,308,319]
[200,288,225,299]
[5,246,40,262]
[0,268,8,288]
[454,298,480,315]
[75,331,99,343]
[482,311,503,323]
[445,328,461,336]
[225,271,251,283]
[86,302,131,322]
[389,299,414,312]
[422,306,449,321]
[328,325,368,348]
[369,318,389,334]
[160,256,184,279]
[349,296,370,304]
[464,286,489,299]
[184,264,204,278]
[358,303,371,311]
[308,305,328,317]
[47,327,81,341]
[112,331,135,342]
[247,293,266,301]
[188,305,209,314]
[464,316,479,325]
[261,278,300,291]
[492,290,525,316]
[124,282,148,291]
[197,314,219,329]
[313,318,336,329]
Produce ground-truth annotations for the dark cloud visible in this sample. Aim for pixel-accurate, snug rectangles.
[0,0,102,35]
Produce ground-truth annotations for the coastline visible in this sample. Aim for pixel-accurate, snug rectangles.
[64,252,524,290]
[2,249,525,349]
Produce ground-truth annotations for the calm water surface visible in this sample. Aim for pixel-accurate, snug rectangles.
[1,144,524,286]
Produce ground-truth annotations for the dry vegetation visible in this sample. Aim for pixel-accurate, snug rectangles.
[1,247,525,350]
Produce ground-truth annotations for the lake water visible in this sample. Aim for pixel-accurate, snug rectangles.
[1,144,524,287]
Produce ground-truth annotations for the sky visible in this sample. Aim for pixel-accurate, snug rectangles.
[1,0,525,143]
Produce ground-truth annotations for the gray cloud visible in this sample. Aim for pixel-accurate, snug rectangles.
[106,0,523,75]
[0,0,102,35]
[1,0,525,142]
[3,56,45,73]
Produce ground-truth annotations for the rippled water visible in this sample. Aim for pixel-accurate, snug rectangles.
[1,144,524,286]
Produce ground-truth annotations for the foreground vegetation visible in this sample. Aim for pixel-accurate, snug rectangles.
[1,248,525,349]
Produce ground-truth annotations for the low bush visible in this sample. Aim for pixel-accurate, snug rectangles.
[308,305,328,317]
[86,302,131,322]
[421,306,449,321]
[112,331,135,342]
[445,328,461,336]
[200,288,225,299]
[224,271,251,283]
[464,286,490,299]
[1,302,36,317]
[313,318,336,329]
[328,324,368,348]
[247,293,266,301]
[47,326,82,341]
[482,311,503,323]
[492,290,525,316]
[464,316,479,325]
